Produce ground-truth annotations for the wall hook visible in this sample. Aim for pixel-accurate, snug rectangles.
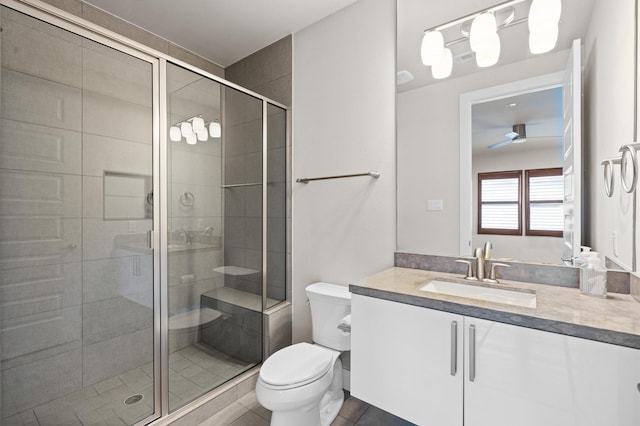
[180,191,194,206]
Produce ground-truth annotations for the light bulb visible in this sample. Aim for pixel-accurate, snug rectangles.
[196,129,208,141]
[209,122,221,138]
[528,0,561,30]
[421,31,444,66]
[431,48,452,79]
[470,12,497,53]
[475,32,501,67]
[169,126,181,141]
[529,24,559,54]
[192,116,205,132]
[180,121,193,137]
[185,133,197,145]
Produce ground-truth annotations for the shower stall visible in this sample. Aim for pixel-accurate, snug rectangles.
[0,2,288,425]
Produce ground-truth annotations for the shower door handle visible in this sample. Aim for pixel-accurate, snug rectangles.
[147,230,154,249]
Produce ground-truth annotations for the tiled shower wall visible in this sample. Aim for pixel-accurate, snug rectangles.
[225,36,292,107]
[225,36,292,305]
[0,8,154,418]
[221,89,264,297]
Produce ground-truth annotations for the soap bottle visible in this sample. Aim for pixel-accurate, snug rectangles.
[574,246,591,268]
[579,252,607,298]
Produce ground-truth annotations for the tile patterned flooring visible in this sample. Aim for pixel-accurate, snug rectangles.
[4,344,412,426]
[199,390,416,426]
[2,344,251,426]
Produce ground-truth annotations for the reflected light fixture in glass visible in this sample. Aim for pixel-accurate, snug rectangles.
[169,126,181,142]
[209,122,222,138]
[192,116,205,132]
[185,133,197,145]
[180,122,194,137]
[196,129,208,141]
[528,0,561,54]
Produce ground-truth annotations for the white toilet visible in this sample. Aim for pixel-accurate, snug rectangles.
[256,282,351,426]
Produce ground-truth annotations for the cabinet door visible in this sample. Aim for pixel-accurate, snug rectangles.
[351,294,463,425]
[464,317,640,426]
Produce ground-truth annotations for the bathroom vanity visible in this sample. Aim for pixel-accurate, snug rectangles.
[350,267,640,426]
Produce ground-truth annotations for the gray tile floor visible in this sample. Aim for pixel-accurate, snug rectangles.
[168,344,252,412]
[198,390,416,426]
[3,344,251,426]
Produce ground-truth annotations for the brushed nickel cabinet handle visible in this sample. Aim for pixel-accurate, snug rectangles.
[469,324,476,382]
[450,321,458,376]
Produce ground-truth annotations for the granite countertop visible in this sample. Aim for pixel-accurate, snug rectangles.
[349,267,640,350]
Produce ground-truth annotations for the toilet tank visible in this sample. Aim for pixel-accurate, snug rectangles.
[306,282,351,351]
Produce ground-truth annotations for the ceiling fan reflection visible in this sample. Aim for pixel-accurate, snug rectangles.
[487,123,560,150]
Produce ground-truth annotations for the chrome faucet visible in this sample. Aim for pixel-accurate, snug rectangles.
[175,227,192,245]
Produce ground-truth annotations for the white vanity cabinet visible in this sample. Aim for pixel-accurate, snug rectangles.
[465,317,640,426]
[351,294,464,425]
[351,294,640,426]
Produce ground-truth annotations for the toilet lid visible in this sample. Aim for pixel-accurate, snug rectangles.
[260,343,333,387]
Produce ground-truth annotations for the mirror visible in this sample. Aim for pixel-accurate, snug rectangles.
[396,0,636,270]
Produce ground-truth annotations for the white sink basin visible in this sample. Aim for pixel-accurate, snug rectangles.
[419,280,537,308]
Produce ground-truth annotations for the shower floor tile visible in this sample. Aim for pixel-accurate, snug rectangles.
[4,344,252,425]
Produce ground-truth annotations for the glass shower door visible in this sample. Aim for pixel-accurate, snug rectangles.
[0,7,158,425]
[166,63,264,412]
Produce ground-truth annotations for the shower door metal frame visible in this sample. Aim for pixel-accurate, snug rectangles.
[2,0,291,424]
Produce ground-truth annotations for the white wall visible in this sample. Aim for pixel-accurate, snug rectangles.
[583,0,635,270]
[472,145,564,264]
[397,49,568,256]
[292,0,396,343]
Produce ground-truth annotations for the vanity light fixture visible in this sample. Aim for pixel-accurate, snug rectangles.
[432,48,453,79]
[469,12,497,53]
[419,0,562,79]
[528,0,561,53]
[421,30,445,66]
[170,115,222,144]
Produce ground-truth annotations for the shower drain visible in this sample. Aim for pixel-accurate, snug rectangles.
[124,394,144,405]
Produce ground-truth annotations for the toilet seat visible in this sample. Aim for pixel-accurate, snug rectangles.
[259,343,335,390]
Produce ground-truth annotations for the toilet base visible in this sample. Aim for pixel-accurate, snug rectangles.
[318,362,344,426]
[260,358,344,426]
